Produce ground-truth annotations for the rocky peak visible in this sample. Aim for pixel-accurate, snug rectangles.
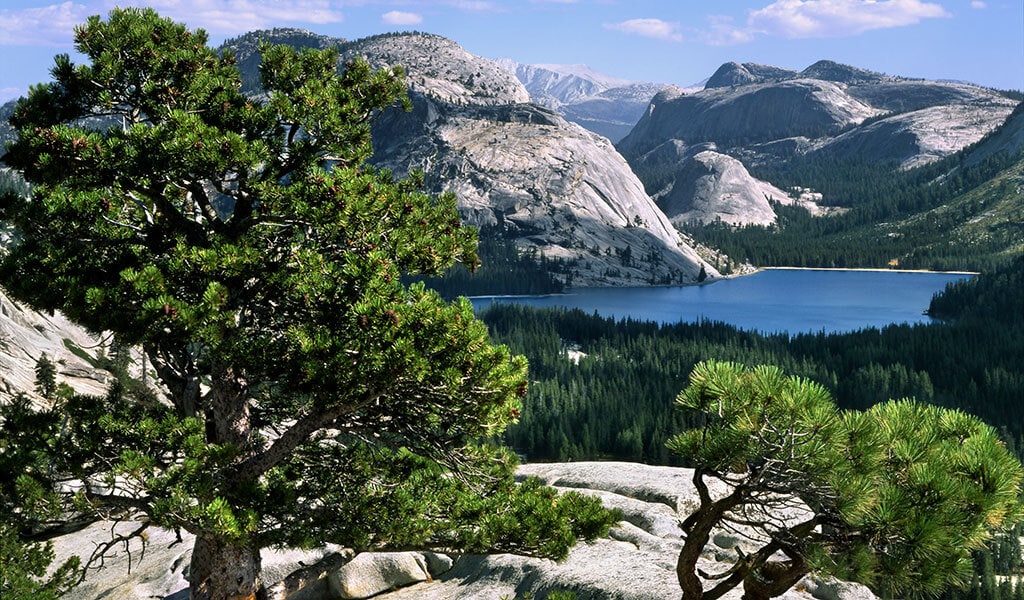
[704,61,798,89]
[285,32,715,285]
[619,60,1018,206]
[654,145,828,227]
[800,60,887,85]
[497,59,674,143]
[340,33,530,106]
[494,59,631,106]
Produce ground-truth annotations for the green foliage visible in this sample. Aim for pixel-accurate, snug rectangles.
[669,361,1024,600]
[33,354,57,399]
[682,146,1024,271]
[0,522,81,600]
[485,255,1024,466]
[0,8,614,596]
[406,225,566,298]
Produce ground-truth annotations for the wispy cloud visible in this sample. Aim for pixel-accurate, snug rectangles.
[0,1,89,46]
[605,18,683,42]
[445,0,501,11]
[142,0,344,34]
[970,1,987,8]
[382,10,423,26]
[0,0,345,45]
[704,0,951,45]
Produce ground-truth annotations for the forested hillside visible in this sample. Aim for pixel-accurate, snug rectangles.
[481,255,1024,597]
[485,254,1024,464]
[686,104,1024,272]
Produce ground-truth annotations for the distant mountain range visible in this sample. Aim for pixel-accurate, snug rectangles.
[493,59,677,143]
[224,30,715,286]
[617,60,1020,227]
[3,29,1022,284]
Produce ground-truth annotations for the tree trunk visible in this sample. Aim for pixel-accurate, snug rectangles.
[189,534,262,600]
[740,560,808,600]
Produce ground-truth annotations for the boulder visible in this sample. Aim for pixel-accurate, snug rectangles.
[328,551,453,599]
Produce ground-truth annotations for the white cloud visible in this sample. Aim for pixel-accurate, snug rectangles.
[0,87,25,103]
[0,1,90,46]
[701,15,756,46]
[704,0,951,45]
[748,0,951,38]
[970,1,987,8]
[605,18,683,42]
[382,10,423,26]
[445,0,500,11]
[137,0,344,34]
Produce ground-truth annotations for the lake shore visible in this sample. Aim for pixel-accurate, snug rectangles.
[758,266,980,275]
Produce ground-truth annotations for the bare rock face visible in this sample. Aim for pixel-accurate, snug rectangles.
[340,33,715,286]
[655,146,828,226]
[618,59,1019,216]
[0,289,109,402]
[620,78,879,159]
[220,30,715,286]
[53,462,877,600]
[818,101,1018,169]
[343,33,530,107]
[704,61,799,89]
[371,462,878,600]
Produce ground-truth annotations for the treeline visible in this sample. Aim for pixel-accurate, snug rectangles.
[482,254,1024,465]
[685,147,1023,271]
[677,100,1024,271]
[405,226,566,299]
[482,255,1024,591]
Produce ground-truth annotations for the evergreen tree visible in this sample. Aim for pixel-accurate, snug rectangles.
[0,8,615,599]
[668,361,1024,600]
[32,354,57,400]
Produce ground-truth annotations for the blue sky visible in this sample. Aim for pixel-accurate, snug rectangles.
[1,1,1021,103]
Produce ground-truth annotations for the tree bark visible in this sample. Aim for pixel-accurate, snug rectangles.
[189,534,263,600]
[740,560,808,600]
[678,469,745,600]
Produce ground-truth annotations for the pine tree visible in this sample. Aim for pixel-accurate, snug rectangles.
[668,361,1024,600]
[0,8,616,599]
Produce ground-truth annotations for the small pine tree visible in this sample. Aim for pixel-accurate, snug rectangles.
[33,354,57,400]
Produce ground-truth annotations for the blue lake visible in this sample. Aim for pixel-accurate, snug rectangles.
[470,268,975,335]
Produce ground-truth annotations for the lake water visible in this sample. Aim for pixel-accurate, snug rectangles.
[470,268,975,335]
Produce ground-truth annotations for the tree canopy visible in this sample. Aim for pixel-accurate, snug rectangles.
[668,361,1023,600]
[0,8,615,599]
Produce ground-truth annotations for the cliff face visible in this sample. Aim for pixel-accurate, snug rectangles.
[618,60,1019,225]
[333,33,715,286]
[656,146,829,227]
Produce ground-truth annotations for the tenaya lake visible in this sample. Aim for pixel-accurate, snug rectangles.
[470,268,975,335]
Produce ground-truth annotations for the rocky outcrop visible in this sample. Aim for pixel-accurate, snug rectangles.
[619,79,879,158]
[329,33,715,286]
[219,30,716,287]
[705,62,799,89]
[654,145,828,226]
[342,33,530,107]
[54,462,879,600]
[328,552,453,599]
[0,289,109,403]
[618,60,1019,214]
[817,101,1018,169]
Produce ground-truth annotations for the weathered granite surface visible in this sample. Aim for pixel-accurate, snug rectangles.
[50,462,877,600]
